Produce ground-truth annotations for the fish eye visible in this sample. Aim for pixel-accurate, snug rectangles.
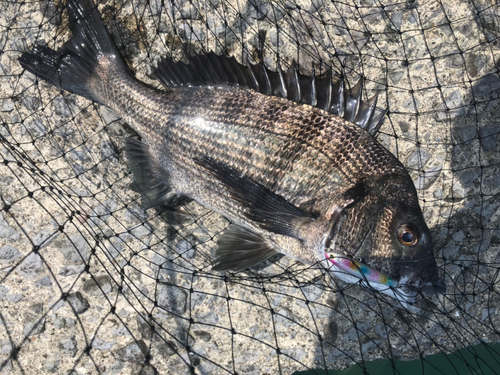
[397,224,418,246]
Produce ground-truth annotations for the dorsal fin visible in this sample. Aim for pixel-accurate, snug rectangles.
[154,52,386,136]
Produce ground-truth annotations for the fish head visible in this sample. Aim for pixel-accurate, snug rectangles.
[383,202,446,296]
[328,176,446,297]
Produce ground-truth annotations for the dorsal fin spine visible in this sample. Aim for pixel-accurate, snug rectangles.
[207,52,227,83]
[331,79,345,118]
[251,62,271,95]
[227,56,248,86]
[345,79,363,123]
[168,61,185,85]
[310,66,317,107]
[316,69,332,111]
[178,61,196,84]
[277,66,288,98]
[284,62,300,102]
[218,55,238,84]
[355,94,377,130]
[153,53,385,135]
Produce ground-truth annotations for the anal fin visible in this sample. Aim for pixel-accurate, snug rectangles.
[125,138,186,210]
[213,224,278,271]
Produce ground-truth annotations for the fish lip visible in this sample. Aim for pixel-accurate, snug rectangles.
[420,278,447,296]
[395,246,446,296]
[398,273,447,296]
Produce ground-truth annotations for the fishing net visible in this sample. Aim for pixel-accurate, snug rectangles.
[1,0,500,373]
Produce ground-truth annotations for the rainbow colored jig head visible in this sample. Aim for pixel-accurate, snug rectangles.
[325,252,398,288]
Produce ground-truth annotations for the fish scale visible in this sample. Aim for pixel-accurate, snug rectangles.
[169,88,368,180]
[172,126,342,210]
[18,0,446,308]
[94,67,418,261]
[96,67,418,260]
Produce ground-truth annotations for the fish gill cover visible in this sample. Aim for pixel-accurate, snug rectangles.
[0,0,499,374]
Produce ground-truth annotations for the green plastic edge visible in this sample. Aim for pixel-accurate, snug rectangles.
[292,342,500,375]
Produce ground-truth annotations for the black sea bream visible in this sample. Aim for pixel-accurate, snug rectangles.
[19,0,446,309]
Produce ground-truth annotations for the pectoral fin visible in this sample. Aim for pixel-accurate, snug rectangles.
[214,224,279,271]
[195,156,318,239]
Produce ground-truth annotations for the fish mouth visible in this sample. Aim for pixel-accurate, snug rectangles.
[421,278,447,296]
[398,270,447,296]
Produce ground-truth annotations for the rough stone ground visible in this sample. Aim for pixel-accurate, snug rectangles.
[0,0,499,374]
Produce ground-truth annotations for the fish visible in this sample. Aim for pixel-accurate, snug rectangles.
[18,0,446,309]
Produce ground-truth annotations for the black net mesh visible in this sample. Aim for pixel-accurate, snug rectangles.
[1,0,500,374]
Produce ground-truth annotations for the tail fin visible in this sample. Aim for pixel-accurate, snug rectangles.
[18,0,124,103]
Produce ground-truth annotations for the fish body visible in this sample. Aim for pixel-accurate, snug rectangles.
[19,0,445,307]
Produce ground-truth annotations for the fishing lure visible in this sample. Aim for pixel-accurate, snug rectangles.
[325,253,398,287]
